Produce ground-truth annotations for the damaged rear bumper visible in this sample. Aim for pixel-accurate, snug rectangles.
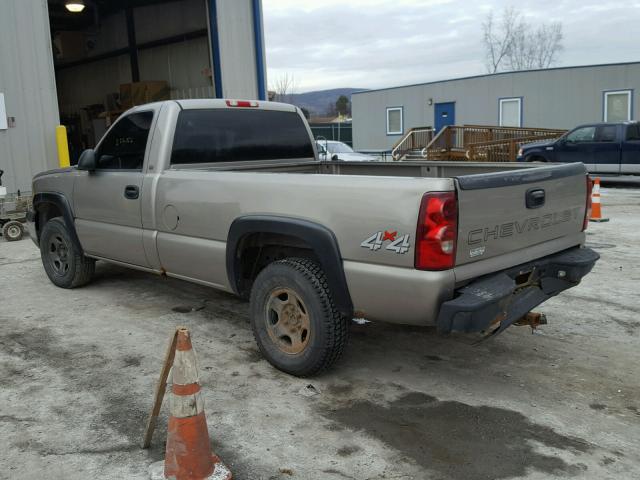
[436,246,600,334]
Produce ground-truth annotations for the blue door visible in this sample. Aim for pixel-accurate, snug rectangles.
[435,102,455,132]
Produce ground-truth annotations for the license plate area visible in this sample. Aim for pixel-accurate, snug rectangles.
[512,267,538,291]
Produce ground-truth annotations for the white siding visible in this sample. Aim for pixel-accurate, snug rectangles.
[216,0,259,99]
[0,0,60,193]
[353,63,640,150]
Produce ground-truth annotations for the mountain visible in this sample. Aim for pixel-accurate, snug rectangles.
[285,88,367,116]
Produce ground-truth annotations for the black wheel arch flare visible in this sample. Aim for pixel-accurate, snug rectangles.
[226,215,354,318]
[32,192,83,254]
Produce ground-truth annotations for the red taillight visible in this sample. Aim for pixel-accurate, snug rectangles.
[225,100,259,108]
[415,192,458,270]
[583,176,593,231]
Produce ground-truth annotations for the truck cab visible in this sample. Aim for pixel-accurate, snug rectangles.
[518,121,640,175]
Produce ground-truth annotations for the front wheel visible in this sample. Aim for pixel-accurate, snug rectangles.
[40,217,95,288]
[249,258,349,376]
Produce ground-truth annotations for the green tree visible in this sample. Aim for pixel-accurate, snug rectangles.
[335,95,350,116]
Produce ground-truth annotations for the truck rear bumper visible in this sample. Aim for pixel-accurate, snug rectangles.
[436,246,599,334]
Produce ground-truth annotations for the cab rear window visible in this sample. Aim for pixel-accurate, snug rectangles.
[170,109,314,164]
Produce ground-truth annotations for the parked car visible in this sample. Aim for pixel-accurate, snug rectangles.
[316,140,377,161]
[28,99,598,376]
[517,121,640,174]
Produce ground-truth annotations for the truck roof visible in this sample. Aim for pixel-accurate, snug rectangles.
[124,99,300,115]
[176,99,298,113]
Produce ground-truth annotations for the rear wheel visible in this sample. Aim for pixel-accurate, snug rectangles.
[2,220,24,241]
[249,258,349,376]
[40,217,95,288]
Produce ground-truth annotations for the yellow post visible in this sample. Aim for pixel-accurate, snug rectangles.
[55,125,70,168]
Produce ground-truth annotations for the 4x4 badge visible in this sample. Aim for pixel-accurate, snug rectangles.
[361,231,410,254]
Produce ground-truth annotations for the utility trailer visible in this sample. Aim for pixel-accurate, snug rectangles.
[0,170,31,241]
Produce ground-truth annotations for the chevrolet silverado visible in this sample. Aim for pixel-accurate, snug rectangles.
[28,99,599,376]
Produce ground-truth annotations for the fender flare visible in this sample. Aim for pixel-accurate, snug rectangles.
[32,192,83,253]
[226,215,354,317]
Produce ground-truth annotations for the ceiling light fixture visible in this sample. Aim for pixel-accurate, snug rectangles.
[65,1,86,13]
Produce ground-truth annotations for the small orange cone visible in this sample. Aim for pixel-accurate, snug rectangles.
[589,177,609,222]
[150,328,232,480]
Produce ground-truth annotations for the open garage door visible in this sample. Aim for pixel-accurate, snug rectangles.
[48,0,216,163]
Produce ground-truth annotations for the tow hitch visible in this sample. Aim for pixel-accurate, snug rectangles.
[514,312,548,332]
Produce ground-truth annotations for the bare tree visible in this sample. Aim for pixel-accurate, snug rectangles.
[482,7,518,73]
[271,73,297,103]
[482,7,563,73]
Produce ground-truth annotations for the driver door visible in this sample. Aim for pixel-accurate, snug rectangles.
[73,110,154,266]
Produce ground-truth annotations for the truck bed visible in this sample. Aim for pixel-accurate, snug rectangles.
[171,159,543,178]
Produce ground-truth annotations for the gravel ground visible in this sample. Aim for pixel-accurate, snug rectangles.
[0,184,638,480]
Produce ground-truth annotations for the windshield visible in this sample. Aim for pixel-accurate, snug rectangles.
[326,142,354,154]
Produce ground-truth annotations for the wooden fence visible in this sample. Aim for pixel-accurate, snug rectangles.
[421,125,566,161]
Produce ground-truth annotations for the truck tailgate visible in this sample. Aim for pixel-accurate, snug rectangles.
[455,163,588,266]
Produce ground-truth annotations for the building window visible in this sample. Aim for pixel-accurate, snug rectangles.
[604,90,632,122]
[386,107,403,135]
[499,98,522,127]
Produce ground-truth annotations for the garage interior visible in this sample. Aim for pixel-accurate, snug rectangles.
[48,0,214,163]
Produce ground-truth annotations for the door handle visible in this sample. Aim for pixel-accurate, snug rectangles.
[124,185,139,199]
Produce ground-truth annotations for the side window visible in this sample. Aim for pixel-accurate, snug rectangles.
[595,125,617,142]
[566,126,596,143]
[95,111,153,170]
[626,124,640,141]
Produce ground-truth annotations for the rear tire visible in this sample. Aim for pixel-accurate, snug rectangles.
[40,217,95,288]
[2,220,24,241]
[249,258,349,376]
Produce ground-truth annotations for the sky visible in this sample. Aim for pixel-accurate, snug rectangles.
[262,0,640,93]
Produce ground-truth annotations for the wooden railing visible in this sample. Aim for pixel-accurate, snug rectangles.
[466,133,564,162]
[391,127,434,160]
[462,125,567,143]
[421,126,466,160]
[418,124,567,161]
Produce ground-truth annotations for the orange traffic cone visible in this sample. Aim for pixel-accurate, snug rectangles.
[149,328,232,480]
[589,177,609,222]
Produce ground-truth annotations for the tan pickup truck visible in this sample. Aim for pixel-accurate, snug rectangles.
[27,99,598,376]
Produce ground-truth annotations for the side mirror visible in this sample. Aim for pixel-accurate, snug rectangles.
[77,149,96,171]
[331,154,339,161]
